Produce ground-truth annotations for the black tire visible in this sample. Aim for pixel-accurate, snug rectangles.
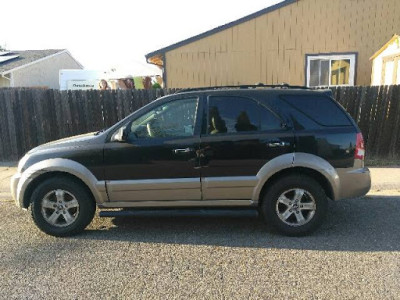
[30,176,96,237]
[260,175,328,236]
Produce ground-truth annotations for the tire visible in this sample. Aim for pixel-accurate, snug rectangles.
[30,176,96,237]
[260,175,328,236]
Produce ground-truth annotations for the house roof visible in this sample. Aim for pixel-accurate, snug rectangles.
[145,0,297,64]
[0,49,74,75]
[370,34,400,60]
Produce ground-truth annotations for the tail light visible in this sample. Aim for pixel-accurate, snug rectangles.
[355,133,365,160]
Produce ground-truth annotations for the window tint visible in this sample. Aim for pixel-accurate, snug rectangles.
[208,96,281,134]
[281,95,352,126]
[130,98,198,139]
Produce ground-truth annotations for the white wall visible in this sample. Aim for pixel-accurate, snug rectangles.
[371,39,400,85]
[11,52,82,89]
[0,76,10,87]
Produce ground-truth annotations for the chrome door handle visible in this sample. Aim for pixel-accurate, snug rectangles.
[267,141,289,148]
[173,147,194,154]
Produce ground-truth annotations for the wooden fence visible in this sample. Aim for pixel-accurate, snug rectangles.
[0,86,399,161]
[0,88,175,161]
[329,85,400,159]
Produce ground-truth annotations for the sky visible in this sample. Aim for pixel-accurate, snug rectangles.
[1,0,282,75]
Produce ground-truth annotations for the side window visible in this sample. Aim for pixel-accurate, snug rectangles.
[260,108,283,131]
[281,95,352,126]
[207,96,282,135]
[129,98,198,139]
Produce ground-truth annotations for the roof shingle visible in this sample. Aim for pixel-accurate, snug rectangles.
[0,49,64,74]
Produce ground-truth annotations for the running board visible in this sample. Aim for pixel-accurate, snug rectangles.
[99,208,259,218]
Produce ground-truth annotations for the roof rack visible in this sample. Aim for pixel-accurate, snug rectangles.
[176,83,310,94]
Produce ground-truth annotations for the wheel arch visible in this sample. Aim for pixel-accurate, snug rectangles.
[253,152,340,205]
[23,171,96,209]
[17,158,107,209]
[257,167,335,206]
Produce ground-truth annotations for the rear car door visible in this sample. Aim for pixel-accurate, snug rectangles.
[199,94,294,201]
[104,96,203,202]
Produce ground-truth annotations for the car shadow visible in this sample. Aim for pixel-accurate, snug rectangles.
[74,195,400,252]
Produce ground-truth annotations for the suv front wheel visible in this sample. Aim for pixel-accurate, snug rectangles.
[30,177,96,237]
[260,175,328,236]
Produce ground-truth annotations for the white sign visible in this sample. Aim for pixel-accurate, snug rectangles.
[67,80,99,90]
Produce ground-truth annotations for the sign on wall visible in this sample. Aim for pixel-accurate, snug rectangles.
[67,80,100,90]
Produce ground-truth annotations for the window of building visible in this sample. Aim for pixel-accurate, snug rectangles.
[306,54,356,87]
[381,54,400,85]
[207,96,282,135]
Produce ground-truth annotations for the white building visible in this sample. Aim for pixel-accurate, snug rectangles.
[371,35,400,86]
[0,49,83,89]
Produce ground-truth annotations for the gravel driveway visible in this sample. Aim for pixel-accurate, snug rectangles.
[1,165,399,299]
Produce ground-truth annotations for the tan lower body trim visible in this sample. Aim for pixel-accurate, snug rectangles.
[98,199,255,208]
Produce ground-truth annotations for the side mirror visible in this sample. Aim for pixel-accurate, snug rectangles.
[112,126,127,142]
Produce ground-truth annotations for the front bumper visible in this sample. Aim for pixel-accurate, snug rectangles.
[10,173,21,207]
[337,167,371,200]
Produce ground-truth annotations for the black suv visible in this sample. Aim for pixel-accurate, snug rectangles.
[11,85,371,237]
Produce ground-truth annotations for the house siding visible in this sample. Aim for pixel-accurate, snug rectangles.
[11,52,82,89]
[0,76,10,88]
[164,0,400,88]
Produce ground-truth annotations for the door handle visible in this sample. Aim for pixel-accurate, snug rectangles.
[266,141,289,148]
[173,147,194,154]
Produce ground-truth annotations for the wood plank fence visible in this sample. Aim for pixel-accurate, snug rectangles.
[0,86,399,161]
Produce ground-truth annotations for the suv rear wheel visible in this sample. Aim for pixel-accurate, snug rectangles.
[30,177,96,237]
[260,175,328,236]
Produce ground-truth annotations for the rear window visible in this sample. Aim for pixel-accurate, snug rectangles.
[281,95,352,126]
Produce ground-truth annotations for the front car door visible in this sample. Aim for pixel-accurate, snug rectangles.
[199,94,294,201]
[104,96,203,203]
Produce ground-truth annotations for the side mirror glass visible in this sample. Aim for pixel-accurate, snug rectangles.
[112,126,127,142]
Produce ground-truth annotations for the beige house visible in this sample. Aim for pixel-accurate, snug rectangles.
[370,34,400,85]
[0,49,82,89]
[146,0,400,88]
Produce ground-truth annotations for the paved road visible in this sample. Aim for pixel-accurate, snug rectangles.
[1,165,399,299]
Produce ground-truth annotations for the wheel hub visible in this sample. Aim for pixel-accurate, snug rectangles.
[275,188,316,227]
[40,189,80,227]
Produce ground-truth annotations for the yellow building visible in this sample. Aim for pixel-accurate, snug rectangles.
[146,0,400,88]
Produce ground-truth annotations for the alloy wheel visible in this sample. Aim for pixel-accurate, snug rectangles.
[275,188,316,227]
[40,189,80,227]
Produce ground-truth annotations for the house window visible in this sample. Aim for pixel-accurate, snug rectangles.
[306,54,356,87]
[381,54,400,85]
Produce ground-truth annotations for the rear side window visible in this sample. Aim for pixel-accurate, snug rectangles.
[281,95,352,126]
[207,96,282,134]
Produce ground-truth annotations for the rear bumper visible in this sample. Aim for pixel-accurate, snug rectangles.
[337,167,371,200]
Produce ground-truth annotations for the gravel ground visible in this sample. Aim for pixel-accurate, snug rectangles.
[0,165,399,299]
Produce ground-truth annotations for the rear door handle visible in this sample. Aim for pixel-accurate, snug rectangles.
[266,141,290,148]
[173,147,194,154]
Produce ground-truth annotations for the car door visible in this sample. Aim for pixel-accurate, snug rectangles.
[104,96,203,202]
[199,94,294,201]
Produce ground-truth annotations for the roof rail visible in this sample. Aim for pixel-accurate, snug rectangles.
[176,83,310,93]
